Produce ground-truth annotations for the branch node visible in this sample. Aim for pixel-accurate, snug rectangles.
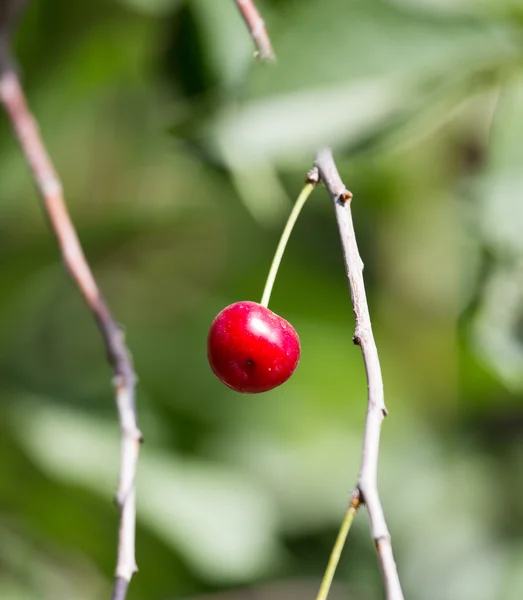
[356,485,366,506]
[374,535,391,552]
[338,190,353,205]
[306,165,320,185]
[349,488,362,509]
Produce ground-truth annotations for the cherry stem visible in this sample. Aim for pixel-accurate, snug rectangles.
[315,495,361,600]
[260,182,316,307]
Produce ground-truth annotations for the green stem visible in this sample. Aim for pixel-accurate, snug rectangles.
[315,496,361,600]
[260,182,316,307]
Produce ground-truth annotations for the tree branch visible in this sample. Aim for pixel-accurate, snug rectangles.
[0,67,141,600]
[314,149,404,600]
[233,0,275,62]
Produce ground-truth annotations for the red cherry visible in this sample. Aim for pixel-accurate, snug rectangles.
[207,301,300,393]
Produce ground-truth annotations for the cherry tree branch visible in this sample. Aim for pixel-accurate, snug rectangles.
[233,0,275,61]
[0,64,141,600]
[314,149,404,600]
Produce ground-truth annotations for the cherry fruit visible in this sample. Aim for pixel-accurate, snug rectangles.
[207,301,300,393]
[207,179,316,393]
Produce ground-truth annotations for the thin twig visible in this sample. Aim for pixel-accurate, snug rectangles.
[315,149,404,600]
[0,68,142,600]
[316,491,361,600]
[234,0,275,62]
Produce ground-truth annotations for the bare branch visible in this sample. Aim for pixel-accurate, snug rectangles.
[234,0,275,62]
[315,149,404,600]
[0,68,142,600]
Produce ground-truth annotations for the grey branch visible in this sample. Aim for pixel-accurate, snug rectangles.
[233,0,275,61]
[0,62,141,600]
[315,149,404,600]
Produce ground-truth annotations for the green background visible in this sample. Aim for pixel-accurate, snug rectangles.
[2,0,523,598]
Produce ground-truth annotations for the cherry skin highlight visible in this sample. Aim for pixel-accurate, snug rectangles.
[207,301,300,393]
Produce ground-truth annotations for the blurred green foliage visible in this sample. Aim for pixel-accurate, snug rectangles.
[2,0,523,599]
